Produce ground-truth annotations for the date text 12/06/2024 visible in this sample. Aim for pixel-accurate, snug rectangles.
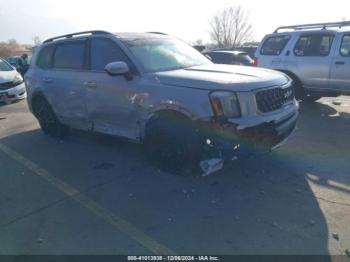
[127,256,219,261]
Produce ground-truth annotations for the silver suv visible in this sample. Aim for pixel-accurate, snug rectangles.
[25,31,299,173]
[255,21,350,102]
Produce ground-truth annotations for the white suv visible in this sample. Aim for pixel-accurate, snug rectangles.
[255,21,350,102]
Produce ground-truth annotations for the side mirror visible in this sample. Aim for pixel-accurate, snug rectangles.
[105,61,130,77]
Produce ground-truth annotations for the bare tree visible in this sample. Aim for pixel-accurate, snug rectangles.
[209,6,253,49]
[32,36,42,46]
[193,39,203,46]
[0,39,24,57]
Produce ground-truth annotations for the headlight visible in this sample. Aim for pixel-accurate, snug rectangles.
[13,74,23,85]
[209,91,241,118]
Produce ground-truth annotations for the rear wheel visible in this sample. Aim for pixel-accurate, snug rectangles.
[144,114,203,175]
[32,96,69,138]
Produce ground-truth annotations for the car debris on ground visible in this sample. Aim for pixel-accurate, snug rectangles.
[200,158,224,176]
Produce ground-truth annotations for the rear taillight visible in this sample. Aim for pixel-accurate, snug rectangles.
[253,57,258,67]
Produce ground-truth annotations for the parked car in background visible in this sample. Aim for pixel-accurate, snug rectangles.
[7,55,30,76]
[0,57,26,103]
[25,31,298,174]
[7,56,22,71]
[255,21,350,102]
[204,50,254,66]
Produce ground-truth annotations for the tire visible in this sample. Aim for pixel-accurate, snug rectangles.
[32,96,69,138]
[287,73,305,100]
[302,94,322,103]
[144,114,203,175]
[284,72,322,103]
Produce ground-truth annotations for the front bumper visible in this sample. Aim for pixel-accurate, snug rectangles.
[0,83,27,103]
[202,104,299,161]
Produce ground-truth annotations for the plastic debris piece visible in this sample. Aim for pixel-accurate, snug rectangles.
[36,238,43,244]
[332,233,339,241]
[345,249,350,257]
[309,220,315,226]
[272,222,278,228]
[200,158,224,176]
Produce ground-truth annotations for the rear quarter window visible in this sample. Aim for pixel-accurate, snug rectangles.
[340,35,350,57]
[260,35,291,55]
[235,54,253,64]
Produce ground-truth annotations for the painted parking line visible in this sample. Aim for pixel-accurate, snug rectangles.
[0,142,176,255]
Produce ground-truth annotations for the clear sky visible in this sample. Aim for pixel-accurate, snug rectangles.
[0,0,349,44]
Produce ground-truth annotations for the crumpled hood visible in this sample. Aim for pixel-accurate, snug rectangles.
[0,70,18,83]
[152,64,289,91]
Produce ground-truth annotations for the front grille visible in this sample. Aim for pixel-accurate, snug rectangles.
[255,86,294,113]
[0,81,16,90]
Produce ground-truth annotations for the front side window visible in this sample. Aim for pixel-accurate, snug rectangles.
[124,38,211,73]
[90,38,130,71]
[53,41,86,70]
[340,35,350,57]
[294,34,334,56]
[0,58,14,71]
[260,35,291,55]
[36,45,54,69]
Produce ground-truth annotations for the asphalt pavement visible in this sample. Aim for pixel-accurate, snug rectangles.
[0,98,349,257]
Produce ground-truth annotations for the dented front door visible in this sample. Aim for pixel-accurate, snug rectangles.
[85,37,141,139]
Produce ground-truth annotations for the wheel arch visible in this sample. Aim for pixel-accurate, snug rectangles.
[141,108,194,141]
[30,91,48,117]
[277,70,302,86]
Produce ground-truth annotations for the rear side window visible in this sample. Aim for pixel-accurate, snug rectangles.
[90,38,130,71]
[36,45,54,69]
[53,41,86,70]
[207,53,232,64]
[260,35,291,55]
[235,54,253,64]
[340,35,350,57]
[294,34,334,56]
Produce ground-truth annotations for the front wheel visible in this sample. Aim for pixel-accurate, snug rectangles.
[32,96,70,138]
[144,115,203,175]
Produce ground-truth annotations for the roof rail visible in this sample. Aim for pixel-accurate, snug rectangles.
[274,21,350,33]
[146,32,168,35]
[43,30,112,43]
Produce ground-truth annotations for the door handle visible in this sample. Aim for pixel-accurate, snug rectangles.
[335,61,345,65]
[42,77,52,83]
[84,81,97,88]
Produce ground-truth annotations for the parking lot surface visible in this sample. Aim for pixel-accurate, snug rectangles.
[0,97,349,256]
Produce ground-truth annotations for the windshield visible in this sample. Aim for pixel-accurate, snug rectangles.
[124,38,211,72]
[0,58,14,71]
